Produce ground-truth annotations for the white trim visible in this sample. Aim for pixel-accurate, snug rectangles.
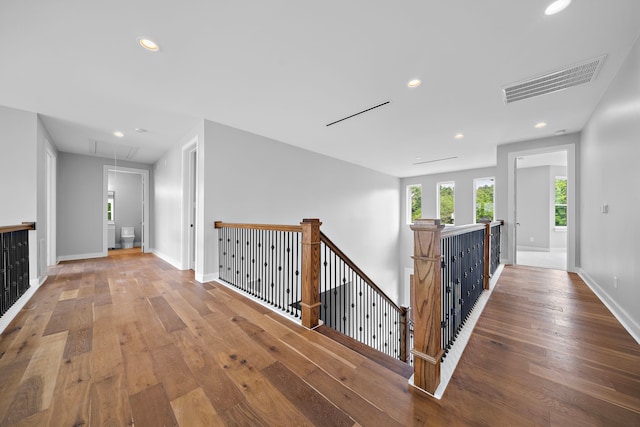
[58,252,107,262]
[409,264,504,399]
[517,245,551,252]
[181,138,198,272]
[151,249,184,270]
[103,165,151,255]
[508,144,576,272]
[195,272,217,284]
[212,278,301,325]
[577,268,640,345]
[0,279,45,334]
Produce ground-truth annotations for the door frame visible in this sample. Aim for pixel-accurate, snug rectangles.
[507,143,576,271]
[102,165,150,254]
[181,138,198,271]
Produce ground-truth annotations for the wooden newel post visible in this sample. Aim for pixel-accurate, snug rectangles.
[410,218,445,395]
[479,219,491,290]
[300,218,322,329]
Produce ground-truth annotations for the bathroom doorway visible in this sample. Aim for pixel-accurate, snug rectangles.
[103,165,150,255]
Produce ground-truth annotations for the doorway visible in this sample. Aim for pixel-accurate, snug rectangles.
[515,151,568,270]
[102,165,150,255]
[182,141,198,271]
[45,140,57,268]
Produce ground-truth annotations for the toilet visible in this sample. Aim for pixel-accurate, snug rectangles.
[121,226,135,249]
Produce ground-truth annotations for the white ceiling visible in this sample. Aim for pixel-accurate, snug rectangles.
[1,1,639,177]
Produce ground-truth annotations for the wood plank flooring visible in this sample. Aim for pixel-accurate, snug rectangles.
[1,255,639,426]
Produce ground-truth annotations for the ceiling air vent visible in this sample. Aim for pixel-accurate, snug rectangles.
[502,55,606,104]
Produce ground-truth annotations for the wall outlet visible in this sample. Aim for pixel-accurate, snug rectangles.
[613,276,618,288]
[529,237,535,242]
[601,204,609,214]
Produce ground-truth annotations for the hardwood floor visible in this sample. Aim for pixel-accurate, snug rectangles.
[0,255,639,426]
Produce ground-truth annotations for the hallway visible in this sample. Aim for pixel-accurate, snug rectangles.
[0,255,638,425]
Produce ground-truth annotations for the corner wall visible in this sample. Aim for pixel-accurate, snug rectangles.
[200,120,402,301]
[579,34,640,340]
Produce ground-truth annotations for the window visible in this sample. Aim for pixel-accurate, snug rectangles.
[437,182,455,225]
[407,184,422,223]
[555,177,567,226]
[107,191,115,222]
[474,177,495,222]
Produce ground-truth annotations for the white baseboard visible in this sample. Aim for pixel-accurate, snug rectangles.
[0,280,45,334]
[577,268,640,345]
[57,252,107,262]
[196,272,218,284]
[151,249,184,270]
[517,246,550,252]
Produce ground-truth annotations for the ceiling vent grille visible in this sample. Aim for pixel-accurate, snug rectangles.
[502,55,606,104]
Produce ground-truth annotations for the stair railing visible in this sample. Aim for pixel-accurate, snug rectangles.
[215,219,409,362]
[1,222,36,317]
[409,218,502,395]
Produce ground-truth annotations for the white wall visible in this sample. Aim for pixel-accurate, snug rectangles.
[58,152,152,259]
[0,106,37,225]
[0,106,41,284]
[579,34,640,340]
[200,120,402,300]
[108,171,143,247]
[516,166,550,250]
[515,165,567,251]
[399,166,496,304]
[153,122,204,269]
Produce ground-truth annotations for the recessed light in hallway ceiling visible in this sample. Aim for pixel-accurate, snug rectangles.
[534,122,547,129]
[137,37,160,52]
[113,131,124,138]
[407,79,421,88]
[454,133,464,140]
[545,0,572,16]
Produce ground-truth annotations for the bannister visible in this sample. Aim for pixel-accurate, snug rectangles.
[320,232,407,361]
[410,218,502,396]
[1,222,35,317]
[215,219,408,361]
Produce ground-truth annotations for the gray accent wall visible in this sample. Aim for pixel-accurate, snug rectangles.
[57,152,152,259]
[579,34,640,339]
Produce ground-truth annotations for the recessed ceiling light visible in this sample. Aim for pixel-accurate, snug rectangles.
[113,131,124,138]
[454,133,464,140]
[137,37,160,52]
[555,129,566,135]
[407,79,421,88]
[534,122,547,129]
[135,128,148,133]
[545,0,571,16]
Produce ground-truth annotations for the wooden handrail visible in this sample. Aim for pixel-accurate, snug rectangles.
[0,222,36,234]
[320,231,406,315]
[214,221,302,233]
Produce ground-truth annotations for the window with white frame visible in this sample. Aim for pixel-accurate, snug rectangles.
[407,184,422,224]
[555,176,567,227]
[437,182,455,224]
[474,177,494,222]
